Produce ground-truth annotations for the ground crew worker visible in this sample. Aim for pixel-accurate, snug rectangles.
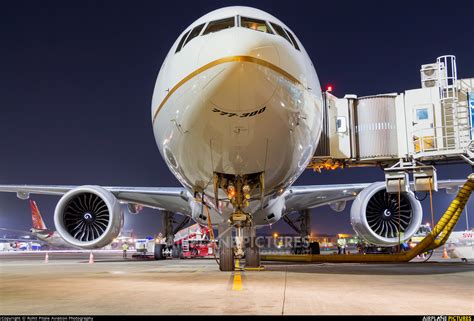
[357,241,364,254]
[398,231,405,253]
[122,242,129,258]
[337,237,347,255]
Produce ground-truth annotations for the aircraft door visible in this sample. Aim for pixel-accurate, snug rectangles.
[412,104,436,153]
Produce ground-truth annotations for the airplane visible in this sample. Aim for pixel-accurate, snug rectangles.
[0,236,39,251]
[0,6,468,271]
[1,200,131,250]
[445,230,474,262]
[28,200,73,248]
[0,200,74,249]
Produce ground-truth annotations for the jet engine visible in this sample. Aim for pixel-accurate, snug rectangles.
[54,186,123,249]
[350,182,422,246]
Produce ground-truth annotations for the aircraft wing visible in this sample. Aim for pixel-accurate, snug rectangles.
[0,179,466,216]
[284,183,370,213]
[284,179,467,213]
[0,185,192,215]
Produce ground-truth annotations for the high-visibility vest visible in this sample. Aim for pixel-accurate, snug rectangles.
[398,232,405,244]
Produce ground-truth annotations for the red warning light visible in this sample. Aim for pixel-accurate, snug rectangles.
[326,84,333,92]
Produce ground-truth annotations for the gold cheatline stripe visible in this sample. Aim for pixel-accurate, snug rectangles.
[152,55,302,123]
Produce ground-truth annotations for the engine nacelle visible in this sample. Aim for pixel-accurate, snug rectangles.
[350,182,422,246]
[54,186,123,249]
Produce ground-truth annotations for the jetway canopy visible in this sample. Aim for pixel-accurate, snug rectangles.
[312,55,473,169]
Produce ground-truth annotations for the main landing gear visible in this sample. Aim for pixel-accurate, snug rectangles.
[283,209,320,255]
[154,211,190,260]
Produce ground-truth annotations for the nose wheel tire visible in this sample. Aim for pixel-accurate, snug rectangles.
[219,244,235,271]
[244,246,260,267]
[218,226,235,271]
[244,226,260,267]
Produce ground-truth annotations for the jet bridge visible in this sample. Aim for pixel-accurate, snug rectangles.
[310,55,474,192]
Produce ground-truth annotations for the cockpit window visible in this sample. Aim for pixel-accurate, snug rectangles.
[203,17,235,35]
[269,22,293,46]
[240,16,272,34]
[183,23,205,48]
[285,28,300,51]
[175,29,190,53]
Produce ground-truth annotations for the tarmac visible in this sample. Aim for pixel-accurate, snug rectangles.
[0,250,473,315]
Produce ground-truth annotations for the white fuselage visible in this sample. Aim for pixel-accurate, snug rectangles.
[151,7,322,226]
[30,228,72,248]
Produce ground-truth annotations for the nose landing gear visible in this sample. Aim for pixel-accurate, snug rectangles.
[213,172,263,271]
[218,222,261,271]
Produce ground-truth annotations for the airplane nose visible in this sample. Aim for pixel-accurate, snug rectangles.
[206,58,279,111]
[198,29,280,111]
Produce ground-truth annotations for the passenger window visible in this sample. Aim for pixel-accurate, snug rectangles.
[270,22,292,45]
[175,30,190,53]
[285,28,300,51]
[183,23,205,48]
[241,16,272,33]
[203,17,235,35]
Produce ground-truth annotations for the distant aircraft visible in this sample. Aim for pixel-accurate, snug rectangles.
[0,6,468,270]
[28,200,73,248]
[0,200,70,249]
[0,200,71,249]
[446,230,474,262]
[1,200,134,250]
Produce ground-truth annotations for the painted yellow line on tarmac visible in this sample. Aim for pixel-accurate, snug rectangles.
[232,259,243,291]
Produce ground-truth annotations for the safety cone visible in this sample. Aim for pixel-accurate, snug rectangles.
[88,251,94,264]
[442,246,449,259]
[44,252,49,263]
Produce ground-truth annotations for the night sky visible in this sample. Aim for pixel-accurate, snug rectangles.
[0,0,473,237]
